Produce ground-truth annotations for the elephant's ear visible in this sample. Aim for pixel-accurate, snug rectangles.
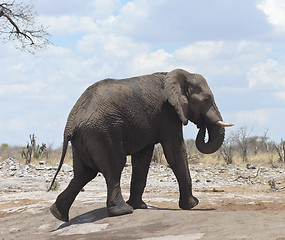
[164,69,189,125]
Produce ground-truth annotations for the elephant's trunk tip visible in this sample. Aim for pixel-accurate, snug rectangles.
[195,125,225,154]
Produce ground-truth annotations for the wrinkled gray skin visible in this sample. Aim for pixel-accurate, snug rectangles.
[49,69,229,222]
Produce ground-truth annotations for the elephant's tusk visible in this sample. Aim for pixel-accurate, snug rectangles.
[216,121,234,127]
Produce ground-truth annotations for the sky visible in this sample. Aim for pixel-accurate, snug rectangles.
[1,0,285,147]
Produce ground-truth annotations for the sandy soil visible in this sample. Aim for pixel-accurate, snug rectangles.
[1,163,285,240]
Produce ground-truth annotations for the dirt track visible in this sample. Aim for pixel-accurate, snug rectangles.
[1,161,285,240]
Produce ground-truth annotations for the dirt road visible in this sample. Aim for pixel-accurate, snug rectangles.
[1,160,285,240]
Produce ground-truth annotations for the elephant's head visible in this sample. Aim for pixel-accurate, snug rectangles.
[164,69,233,154]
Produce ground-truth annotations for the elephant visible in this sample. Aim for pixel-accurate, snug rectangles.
[48,69,233,222]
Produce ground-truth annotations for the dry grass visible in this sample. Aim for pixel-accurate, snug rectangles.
[0,144,284,169]
[0,145,23,162]
[0,145,73,166]
[43,146,73,166]
[195,152,284,168]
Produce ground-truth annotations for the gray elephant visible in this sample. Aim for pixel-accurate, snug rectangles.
[49,69,233,222]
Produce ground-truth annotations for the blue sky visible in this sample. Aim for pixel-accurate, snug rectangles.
[1,0,285,147]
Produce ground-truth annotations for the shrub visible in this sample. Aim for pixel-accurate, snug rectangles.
[21,134,48,164]
[1,143,8,148]
[47,180,60,191]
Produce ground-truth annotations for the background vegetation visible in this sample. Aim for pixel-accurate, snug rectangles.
[151,126,284,168]
[0,126,284,168]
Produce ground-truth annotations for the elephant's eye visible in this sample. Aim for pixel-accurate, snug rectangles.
[205,95,212,103]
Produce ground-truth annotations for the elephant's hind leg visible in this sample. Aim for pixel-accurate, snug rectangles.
[50,150,97,222]
[127,145,154,209]
[51,173,97,222]
[51,168,97,222]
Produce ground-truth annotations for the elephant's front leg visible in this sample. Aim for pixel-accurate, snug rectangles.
[162,139,199,210]
[127,145,154,209]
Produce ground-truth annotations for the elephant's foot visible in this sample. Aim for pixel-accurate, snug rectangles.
[126,198,148,209]
[179,195,199,210]
[108,202,134,217]
[50,203,69,222]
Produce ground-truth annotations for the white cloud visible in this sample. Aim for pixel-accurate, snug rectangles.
[275,91,285,101]
[35,0,94,16]
[0,84,30,96]
[232,108,285,141]
[257,0,285,32]
[114,0,270,42]
[247,59,285,89]
[76,36,272,81]
[132,49,173,74]
[235,109,270,126]
[44,45,73,57]
[0,117,28,132]
[91,0,121,19]
[173,42,225,62]
[39,15,97,35]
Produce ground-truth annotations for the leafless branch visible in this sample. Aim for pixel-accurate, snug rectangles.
[233,126,253,162]
[220,136,233,165]
[0,1,50,54]
[274,138,285,163]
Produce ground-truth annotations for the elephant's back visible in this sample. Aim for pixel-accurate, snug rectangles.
[71,73,165,115]
[64,73,166,138]
[64,78,135,135]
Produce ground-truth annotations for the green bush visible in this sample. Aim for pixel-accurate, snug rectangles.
[47,180,60,191]
[33,151,41,159]
[1,143,8,148]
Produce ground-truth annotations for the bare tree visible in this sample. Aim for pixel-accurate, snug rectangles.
[185,139,200,163]
[0,1,50,53]
[233,126,252,162]
[152,144,164,164]
[220,135,233,165]
[274,138,285,164]
[261,130,276,168]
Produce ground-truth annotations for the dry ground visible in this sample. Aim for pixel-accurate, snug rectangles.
[1,163,285,240]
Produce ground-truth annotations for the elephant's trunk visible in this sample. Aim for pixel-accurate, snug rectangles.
[195,124,225,154]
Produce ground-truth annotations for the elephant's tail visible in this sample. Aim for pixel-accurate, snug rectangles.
[47,135,70,192]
